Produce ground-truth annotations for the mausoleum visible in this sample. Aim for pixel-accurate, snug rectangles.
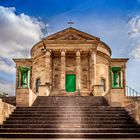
[13,27,128,106]
[1,27,140,139]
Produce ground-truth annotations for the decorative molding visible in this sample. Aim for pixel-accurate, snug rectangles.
[76,49,81,56]
[60,34,79,40]
[60,49,67,57]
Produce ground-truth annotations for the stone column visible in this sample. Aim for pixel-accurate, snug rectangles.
[60,50,66,91]
[45,50,52,84]
[38,49,52,96]
[90,49,96,89]
[76,50,81,90]
[122,65,126,96]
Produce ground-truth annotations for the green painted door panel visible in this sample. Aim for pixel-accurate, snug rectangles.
[113,72,118,88]
[66,74,76,92]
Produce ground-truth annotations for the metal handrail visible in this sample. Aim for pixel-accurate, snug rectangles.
[126,85,140,97]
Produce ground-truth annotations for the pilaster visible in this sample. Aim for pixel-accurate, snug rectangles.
[122,65,126,95]
[60,49,66,91]
[76,50,81,90]
[45,49,52,84]
[90,49,96,89]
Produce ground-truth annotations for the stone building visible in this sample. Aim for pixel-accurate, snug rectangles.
[13,27,128,106]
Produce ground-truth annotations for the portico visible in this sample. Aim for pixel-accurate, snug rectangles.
[52,48,91,95]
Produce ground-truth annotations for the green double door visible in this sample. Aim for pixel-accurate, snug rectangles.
[66,74,76,92]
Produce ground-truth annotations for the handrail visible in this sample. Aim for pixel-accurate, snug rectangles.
[126,85,140,97]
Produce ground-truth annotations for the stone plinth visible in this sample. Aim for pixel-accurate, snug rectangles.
[39,83,51,96]
[16,88,37,107]
[92,85,103,96]
[0,98,15,124]
[110,88,125,106]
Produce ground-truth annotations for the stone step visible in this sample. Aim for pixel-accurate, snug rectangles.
[12,112,127,115]
[15,109,125,112]
[10,114,129,117]
[15,108,125,112]
[1,96,139,138]
[13,110,127,114]
[0,127,140,133]
[2,124,138,128]
[16,106,124,109]
[0,132,140,138]
[32,96,109,106]
[4,119,134,124]
[6,116,131,121]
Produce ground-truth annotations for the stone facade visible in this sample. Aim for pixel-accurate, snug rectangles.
[13,27,128,106]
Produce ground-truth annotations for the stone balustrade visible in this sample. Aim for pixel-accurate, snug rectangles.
[0,98,16,124]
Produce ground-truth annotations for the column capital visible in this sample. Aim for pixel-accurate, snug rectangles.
[60,49,67,56]
[45,49,52,56]
[122,65,126,69]
[75,49,81,57]
[89,49,96,55]
[60,49,67,52]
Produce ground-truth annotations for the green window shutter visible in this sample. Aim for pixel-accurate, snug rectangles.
[113,72,118,88]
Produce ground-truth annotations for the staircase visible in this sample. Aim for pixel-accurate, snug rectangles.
[0,96,140,138]
[32,96,109,106]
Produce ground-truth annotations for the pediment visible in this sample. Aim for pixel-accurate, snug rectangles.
[46,27,99,41]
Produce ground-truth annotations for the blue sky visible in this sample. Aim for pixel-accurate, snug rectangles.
[0,0,140,95]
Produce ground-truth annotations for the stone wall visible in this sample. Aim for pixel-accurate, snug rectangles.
[123,98,140,124]
[32,55,46,93]
[16,88,37,106]
[97,42,111,56]
[52,55,61,91]
[96,54,110,95]
[0,98,16,124]
[2,96,16,106]
[66,54,76,74]
[110,88,125,106]
[81,54,90,90]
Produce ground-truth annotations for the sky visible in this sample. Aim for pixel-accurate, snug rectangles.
[0,0,140,95]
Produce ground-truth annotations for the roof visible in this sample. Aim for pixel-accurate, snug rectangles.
[45,27,100,41]
[31,27,111,54]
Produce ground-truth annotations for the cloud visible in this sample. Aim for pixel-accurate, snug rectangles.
[131,45,140,60]
[128,16,140,61]
[0,82,15,95]
[0,6,47,95]
[0,60,15,74]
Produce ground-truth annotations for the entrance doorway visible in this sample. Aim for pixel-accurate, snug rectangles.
[66,74,76,92]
